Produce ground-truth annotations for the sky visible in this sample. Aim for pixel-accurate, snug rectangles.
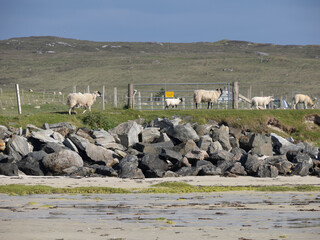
[0,0,319,45]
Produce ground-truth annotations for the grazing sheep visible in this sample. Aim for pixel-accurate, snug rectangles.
[292,94,315,109]
[67,91,101,115]
[194,88,223,109]
[251,96,274,109]
[165,97,183,109]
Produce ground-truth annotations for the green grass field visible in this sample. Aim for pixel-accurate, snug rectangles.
[0,101,319,146]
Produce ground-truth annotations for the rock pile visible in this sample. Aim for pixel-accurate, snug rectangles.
[0,117,319,178]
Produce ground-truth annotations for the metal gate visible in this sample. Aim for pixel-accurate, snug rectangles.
[131,82,231,110]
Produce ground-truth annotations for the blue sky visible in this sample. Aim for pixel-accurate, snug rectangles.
[1,0,319,45]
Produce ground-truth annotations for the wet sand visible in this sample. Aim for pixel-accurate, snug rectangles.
[1,175,320,239]
[1,192,320,240]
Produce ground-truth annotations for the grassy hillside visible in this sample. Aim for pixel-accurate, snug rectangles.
[0,36,320,99]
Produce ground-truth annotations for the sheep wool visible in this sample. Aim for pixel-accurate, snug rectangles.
[67,91,101,115]
[193,88,223,109]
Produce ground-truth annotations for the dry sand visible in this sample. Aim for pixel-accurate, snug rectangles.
[0,175,319,189]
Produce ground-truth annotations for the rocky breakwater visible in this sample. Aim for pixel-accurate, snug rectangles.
[0,117,319,178]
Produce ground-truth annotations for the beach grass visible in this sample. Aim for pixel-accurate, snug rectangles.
[1,183,320,195]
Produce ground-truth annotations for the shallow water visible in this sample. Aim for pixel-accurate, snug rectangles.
[1,192,320,239]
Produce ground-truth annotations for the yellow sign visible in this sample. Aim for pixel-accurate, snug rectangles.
[165,91,174,98]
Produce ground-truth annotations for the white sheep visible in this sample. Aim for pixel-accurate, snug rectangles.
[193,88,223,109]
[251,96,274,109]
[292,94,315,109]
[67,91,101,115]
[165,97,183,109]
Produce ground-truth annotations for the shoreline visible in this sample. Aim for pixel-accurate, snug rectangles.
[1,175,320,189]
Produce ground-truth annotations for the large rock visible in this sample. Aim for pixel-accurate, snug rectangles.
[44,122,76,136]
[108,120,143,147]
[149,117,181,131]
[41,142,65,154]
[68,134,88,152]
[243,154,265,176]
[166,123,199,143]
[139,153,168,177]
[209,150,235,163]
[265,155,293,175]
[194,124,214,137]
[250,134,273,156]
[7,135,32,161]
[271,133,305,155]
[91,164,118,177]
[184,150,209,165]
[212,125,232,151]
[227,162,247,176]
[30,130,62,144]
[173,139,200,155]
[239,134,253,152]
[134,141,174,155]
[197,160,222,176]
[0,162,18,176]
[85,142,120,167]
[0,125,11,139]
[257,165,278,178]
[140,127,161,143]
[197,135,213,151]
[17,150,47,175]
[92,129,115,147]
[160,149,183,165]
[207,141,223,155]
[42,149,83,174]
[292,153,313,176]
[117,155,144,179]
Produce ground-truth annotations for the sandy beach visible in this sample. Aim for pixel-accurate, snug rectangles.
[1,175,320,189]
[1,175,320,240]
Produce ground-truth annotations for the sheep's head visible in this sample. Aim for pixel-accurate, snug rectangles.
[179,97,183,102]
[93,91,102,97]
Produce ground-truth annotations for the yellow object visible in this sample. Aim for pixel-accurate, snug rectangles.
[0,139,5,151]
[165,91,174,98]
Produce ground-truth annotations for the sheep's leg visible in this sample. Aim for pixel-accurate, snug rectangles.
[195,103,198,109]
[82,106,87,114]
[207,102,210,109]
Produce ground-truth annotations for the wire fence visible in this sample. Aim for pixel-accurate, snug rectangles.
[132,82,232,110]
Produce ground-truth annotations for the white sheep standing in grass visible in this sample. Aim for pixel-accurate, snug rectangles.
[67,91,101,115]
[193,88,223,109]
[292,94,315,109]
[165,97,183,109]
[251,96,274,109]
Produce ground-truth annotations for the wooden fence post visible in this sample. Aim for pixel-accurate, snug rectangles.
[102,85,105,110]
[150,93,153,111]
[15,84,22,115]
[128,84,133,109]
[138,91,141,110]
[87,85,90,93]
[232,81,239,109]
[113,87,117,108]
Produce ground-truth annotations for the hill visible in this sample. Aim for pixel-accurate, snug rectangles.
[0,36,320,99]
